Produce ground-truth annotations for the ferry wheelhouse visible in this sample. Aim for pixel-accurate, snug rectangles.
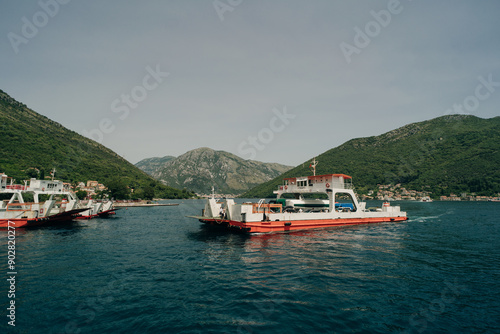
[193,166,407,233]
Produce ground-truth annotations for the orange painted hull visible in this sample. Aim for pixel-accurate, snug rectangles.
[0,209,87,228]
[200,216,408,233]
[0,217,51,228]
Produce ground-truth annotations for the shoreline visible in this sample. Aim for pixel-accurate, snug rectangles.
[113,200,180,208]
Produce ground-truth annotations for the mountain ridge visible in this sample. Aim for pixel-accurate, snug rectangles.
[135,155,176,176]
[136,147,293,195]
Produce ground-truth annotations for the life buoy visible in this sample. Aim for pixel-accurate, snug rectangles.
[326,183,330,188]
[40,208,44,214]
[285,186,288,190]
[42,188,45,191]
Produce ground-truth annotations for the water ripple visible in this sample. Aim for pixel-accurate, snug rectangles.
[1,201,498,333]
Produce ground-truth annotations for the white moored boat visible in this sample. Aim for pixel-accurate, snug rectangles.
[0,174,86,228]
[191,162,408,233]
[75,198,116,219]
[0,173,116,227]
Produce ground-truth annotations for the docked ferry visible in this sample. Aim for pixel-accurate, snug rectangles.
[0,174,87,227]
[192,164,408,233]
[0,174,114,227]
[74,199,116,220]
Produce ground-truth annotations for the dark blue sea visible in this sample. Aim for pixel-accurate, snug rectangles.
[1,200,499,333]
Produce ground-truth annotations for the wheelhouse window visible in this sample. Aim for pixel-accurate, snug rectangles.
[335,192,357,212]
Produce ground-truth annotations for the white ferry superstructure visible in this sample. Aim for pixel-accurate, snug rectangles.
[193,172,408,233]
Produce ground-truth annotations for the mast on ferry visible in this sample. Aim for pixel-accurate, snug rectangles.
[309,157,318,176]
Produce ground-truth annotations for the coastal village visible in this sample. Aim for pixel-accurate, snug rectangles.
[365,184,500,202]
[0,173,107,199]
[7,173,499,202]
[75,180,108,197]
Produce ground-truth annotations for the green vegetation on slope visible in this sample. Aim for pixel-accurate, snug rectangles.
[0,89,195,199]
[135,155,176,176]
[241,115,500,198]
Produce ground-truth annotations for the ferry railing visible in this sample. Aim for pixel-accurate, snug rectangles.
[5,185,28,191]
[6,202,35,211]
[252,203,282,214]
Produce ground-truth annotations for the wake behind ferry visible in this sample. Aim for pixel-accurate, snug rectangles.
[192,161,408,233]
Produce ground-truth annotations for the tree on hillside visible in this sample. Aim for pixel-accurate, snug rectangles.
[75,190,87,200]
[143,185,155,200]
[106,178,130,200]
[25,168,39,179]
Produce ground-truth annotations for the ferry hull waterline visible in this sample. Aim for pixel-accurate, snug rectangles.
[192,159,408,233]
[0,208,87,228]
[199,216,408,233]
[0,217,49,228]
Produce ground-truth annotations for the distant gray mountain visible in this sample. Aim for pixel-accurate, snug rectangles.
[135,147,293,195]
[135,156,176,176]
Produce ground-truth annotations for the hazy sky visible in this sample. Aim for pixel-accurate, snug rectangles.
[1,1,499,166]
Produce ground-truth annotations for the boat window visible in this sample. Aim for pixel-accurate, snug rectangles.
[335,192,357,212]
[298,180,308,187]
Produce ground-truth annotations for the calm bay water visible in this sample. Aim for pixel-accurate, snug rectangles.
[1,200,499,333]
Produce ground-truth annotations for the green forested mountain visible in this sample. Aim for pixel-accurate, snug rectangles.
[137,147,293,195]
[0,89,194,199]
[241,115,500,198]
